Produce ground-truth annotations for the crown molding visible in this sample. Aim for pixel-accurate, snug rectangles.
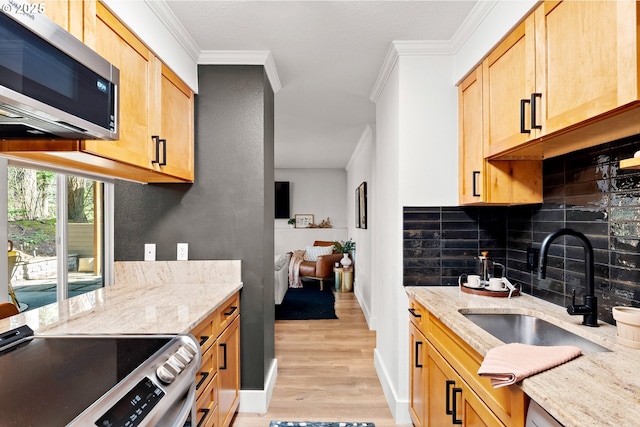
[346,124,374,171]
[369,40,453,102]
[369,0,499,103]
[199,51,282,93]
[450,0,498,53]
[145,0,200,63]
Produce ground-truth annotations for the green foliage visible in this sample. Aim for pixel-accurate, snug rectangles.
[333,239,356,253]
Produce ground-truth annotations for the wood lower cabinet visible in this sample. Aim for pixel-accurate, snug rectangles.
[191,292,240,427]
[408,298,527,427]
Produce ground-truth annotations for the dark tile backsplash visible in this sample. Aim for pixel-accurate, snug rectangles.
[404,135,640,324]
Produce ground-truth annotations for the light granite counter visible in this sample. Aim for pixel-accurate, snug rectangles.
[406,286,640,427]
[0,260,242,336]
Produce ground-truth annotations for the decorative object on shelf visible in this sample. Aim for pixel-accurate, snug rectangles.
[294,214,314,228]
[287,218,295,228]
[355,182,367,229]
[309,217,332,228]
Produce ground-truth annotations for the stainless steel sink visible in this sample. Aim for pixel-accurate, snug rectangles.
[461,312,610,353]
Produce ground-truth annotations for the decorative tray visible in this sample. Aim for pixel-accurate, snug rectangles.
[460,283,519,298]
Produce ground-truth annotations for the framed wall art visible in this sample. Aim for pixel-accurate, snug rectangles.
[358,182,367,229]
[355,186,361,228]
[295,214,314,228]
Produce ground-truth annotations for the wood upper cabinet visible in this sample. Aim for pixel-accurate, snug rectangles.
[40,1,97,50]
[84,2,154,171]
[0,1,194,183]
[485,0,640,161]
[459,66,542,205]
[482,16,537,158]
[151,61,195,181]
[85,2,195,182]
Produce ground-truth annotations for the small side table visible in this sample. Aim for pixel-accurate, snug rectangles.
[333,266,353,292]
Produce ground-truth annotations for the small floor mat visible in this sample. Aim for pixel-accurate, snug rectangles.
[269,423,374,427]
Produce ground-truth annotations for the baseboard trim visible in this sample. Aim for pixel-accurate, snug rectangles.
[373,348,412,424]
[354,286,374,330]
[238,358,278,413]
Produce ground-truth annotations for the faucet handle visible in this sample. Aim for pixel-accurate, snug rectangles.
[571,288,576,305]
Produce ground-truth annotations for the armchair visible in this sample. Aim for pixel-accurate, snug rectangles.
[298,241,345,290]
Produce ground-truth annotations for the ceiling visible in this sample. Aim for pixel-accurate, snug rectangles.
[164,1,478,169]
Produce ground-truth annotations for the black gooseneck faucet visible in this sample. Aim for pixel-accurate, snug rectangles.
[538,228,599,327]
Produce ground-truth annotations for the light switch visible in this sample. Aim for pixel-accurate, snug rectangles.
[144,243,156,261]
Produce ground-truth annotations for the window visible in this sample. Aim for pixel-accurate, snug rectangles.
[7,166,106,311]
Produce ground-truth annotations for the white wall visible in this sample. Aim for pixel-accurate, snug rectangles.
[372,61,408,423]
[399,54,458,207]
[346,125,374,327]
[274,169,348,255]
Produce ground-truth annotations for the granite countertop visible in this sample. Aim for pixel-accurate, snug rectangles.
[0,260,243,336]
[406,286,640,427]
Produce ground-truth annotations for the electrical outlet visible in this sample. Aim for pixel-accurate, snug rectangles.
[527,247,539,271]
[177,243,188,260]
[144,243,156,261]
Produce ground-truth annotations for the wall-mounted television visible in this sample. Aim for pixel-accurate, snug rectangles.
[275,181,290,219]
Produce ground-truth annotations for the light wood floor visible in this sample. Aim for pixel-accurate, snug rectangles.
[231,290,411,427]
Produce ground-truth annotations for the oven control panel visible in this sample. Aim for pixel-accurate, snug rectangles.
[95,377,165,427]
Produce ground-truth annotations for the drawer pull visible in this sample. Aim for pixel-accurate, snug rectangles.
[472,171,481,197]
[220,343,228,370]
[445,380,455,415]
[414,341,423,368]
[196,408,210,427]
[199,335,209,346]
[224,306,238,316]
[196,371,209,390]
[408,308,421,318]
[520,98,531,134]
[531,92,542,130]
[452,387,463,425]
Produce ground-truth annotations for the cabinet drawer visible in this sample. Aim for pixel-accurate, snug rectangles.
[192,316,216,354]
[196,343,218,401]
[408,297,427,329]
[195,371,218,427]
[216,293,240,334]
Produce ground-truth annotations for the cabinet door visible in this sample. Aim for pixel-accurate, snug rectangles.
[409,322,427,427]
[218,315,240,427]
[459,66,542,205]
[535,0,638,136]
[82,2,153,170]
[483,16,537,158]
[42,0,93,42]
[150,61,195,181]
[459,66,484,205]
[427,341,505,427]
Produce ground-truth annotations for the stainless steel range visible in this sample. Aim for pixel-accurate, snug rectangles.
[0,325,201,426]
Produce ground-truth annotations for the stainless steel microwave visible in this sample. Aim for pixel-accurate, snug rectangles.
[0,4,119,140]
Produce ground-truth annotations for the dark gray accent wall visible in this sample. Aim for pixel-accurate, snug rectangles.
[113,65,274,390]
[404,135,640,325]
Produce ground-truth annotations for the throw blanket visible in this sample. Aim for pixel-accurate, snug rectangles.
[289,249,306,288]
[477,343,582,388]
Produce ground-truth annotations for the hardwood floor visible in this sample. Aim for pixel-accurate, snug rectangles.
[231,289,411,427]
